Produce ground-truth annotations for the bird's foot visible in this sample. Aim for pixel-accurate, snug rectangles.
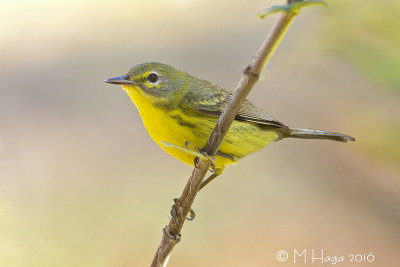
[185,141,216,170]
[170,198,196,225]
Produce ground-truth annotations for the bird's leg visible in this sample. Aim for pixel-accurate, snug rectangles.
[186,142,232,190]
[199,172,220,191]
[201,163,227,191]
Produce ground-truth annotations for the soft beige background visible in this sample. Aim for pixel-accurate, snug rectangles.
[1,0,399,266]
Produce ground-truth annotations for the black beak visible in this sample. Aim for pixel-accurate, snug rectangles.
[104,75,135,85]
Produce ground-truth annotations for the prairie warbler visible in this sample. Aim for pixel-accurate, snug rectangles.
[105,62,354,189]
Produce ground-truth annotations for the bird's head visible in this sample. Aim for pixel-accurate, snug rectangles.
[105,62,188,107]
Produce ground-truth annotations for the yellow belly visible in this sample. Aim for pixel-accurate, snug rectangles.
[124,88,279,171]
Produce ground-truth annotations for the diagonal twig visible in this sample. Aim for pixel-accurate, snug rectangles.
[150,1,325,266]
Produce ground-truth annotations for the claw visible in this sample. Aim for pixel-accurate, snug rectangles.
[217,151,236,161]
[209,162,216,173]
[187,208,196,221]
[194,156,200,168]
[170,198,196,225]
[184,140,216,165]
[185,140,191,149]
[170,198,181,225]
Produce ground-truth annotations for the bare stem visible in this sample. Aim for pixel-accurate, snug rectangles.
[151,4,308,266]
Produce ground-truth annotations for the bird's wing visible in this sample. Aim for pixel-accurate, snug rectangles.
[182,79,286,128]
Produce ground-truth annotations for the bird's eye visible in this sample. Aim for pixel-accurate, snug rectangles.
[147,73,159,83]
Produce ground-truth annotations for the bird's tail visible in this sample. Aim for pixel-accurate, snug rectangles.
[282,127,355,143]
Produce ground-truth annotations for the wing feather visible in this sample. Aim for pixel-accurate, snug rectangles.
[182,78,286,128]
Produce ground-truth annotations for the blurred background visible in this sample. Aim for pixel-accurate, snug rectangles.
[1,0,399,266]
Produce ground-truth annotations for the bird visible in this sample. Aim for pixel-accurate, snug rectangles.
[105,62,355,189]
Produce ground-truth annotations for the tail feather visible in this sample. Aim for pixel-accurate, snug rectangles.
[283,127,355,143]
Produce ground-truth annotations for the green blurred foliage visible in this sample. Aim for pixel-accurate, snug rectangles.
[319,0,400,167]
[356,112,400,165]
[322,0,400,91]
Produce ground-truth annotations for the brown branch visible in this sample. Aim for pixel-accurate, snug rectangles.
[151,2,311,266]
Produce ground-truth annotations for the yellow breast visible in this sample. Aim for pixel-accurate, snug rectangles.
[124,87,212,167]
[123,86,279,171]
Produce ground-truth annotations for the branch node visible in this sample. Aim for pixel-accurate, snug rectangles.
[243,65,260,78]
[163,226,181,244]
